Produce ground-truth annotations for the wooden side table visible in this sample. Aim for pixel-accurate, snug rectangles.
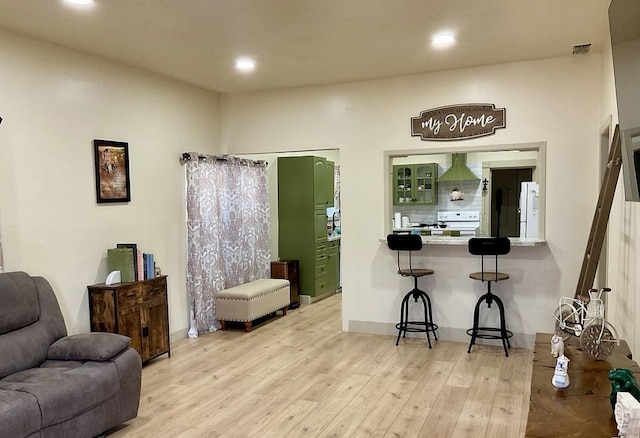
[271,260,300,309]
[88,276,170,363]
[526,332,640,437]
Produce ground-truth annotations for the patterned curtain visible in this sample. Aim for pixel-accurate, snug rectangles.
[184,153,271,338]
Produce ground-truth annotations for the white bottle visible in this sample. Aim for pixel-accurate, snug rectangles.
[552,355,570,389]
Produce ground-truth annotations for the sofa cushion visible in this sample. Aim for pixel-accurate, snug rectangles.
[0,273,67,379]
[0,389,41,438]
[0,271,39,335]
[0,361,119,428]
[48,333,130,361]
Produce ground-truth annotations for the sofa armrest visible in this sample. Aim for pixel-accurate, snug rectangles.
[47,333,131,361]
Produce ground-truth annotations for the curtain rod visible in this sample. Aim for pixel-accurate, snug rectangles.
[180,152,267,167]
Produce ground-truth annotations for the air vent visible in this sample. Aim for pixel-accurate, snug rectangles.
[572,43,592,55]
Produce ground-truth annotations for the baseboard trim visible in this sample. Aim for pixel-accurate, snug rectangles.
[300,289,339,305]
[347,320,534,349]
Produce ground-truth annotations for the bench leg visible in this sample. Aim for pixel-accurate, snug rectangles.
[244,321,252,332]
[282,306,288,316]
[220,320,227,331]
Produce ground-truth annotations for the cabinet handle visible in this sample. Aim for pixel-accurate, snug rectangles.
[142,326,149,337]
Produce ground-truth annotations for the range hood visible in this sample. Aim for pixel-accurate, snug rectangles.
[438,153,479,182]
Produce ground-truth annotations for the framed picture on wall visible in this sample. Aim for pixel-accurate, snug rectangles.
[93,139,131,203]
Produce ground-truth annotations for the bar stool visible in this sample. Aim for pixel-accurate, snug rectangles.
[386,233,438,348]
[466,237,513,357]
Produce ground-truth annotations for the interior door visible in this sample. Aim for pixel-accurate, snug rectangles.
[490,168,533,237]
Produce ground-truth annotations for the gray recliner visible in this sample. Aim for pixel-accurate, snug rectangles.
[0,271,142,438]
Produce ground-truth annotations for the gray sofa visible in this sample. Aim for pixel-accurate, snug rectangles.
[0,271,142,438]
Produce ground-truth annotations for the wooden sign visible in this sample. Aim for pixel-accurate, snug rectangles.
[411,103,506,141]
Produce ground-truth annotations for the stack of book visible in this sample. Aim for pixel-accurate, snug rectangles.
[107,243,156,283]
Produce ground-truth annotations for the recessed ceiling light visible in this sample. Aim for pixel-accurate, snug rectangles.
[235,58,256,73]
[63,0,95,6]
[432,32,456,49]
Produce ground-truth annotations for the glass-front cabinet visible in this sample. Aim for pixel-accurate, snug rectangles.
[393,163,437,205]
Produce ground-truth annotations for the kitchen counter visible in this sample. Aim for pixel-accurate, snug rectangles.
[380,235,546,247]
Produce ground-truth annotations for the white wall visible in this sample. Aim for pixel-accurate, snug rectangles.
[221,54,604,347]
[0,29,221,337]
[601,29,640,357]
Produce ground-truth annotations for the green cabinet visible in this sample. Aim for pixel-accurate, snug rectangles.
[393,163,438,205]
[311,239,340,297]
[313,158,334,209]
[278,156,339,298]
[326,240,340,292]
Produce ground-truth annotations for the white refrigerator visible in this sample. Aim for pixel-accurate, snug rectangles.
[519,182,539,238]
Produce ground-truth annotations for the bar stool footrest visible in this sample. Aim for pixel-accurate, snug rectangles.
[396,322,439,333]
[466,327,513,340]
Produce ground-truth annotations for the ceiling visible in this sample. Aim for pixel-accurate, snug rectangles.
[0,0,611,94]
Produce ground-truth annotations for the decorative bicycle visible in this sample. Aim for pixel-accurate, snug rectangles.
[553,287,620,360]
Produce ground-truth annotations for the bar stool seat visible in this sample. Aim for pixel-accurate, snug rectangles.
[467,237,513,357]
[386,233,438,348]
[469,272,509,282]
[399,267,434,277]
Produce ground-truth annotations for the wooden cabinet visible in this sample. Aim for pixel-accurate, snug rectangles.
[278,156,339,298]
[88,276,170,362]
[271,260,300,309]
[393,163,438,205]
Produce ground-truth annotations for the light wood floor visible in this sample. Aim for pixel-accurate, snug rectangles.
[106,293,533,438]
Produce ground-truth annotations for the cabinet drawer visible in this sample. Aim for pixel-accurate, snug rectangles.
[315,277,329,295]
[143,277,166,300]
[117,284,142,308]
[316,261,328,277]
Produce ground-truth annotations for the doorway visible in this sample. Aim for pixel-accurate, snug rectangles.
[490,168,533,237]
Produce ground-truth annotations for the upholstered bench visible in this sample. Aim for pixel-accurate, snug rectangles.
[216,278,290,332]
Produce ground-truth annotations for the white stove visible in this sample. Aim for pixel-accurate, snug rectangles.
[431,211,480,236]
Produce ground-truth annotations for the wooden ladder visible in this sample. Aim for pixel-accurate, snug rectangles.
[574,125,623,298]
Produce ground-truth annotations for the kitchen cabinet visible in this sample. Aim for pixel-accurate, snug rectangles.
[393,163,438,205]
[312,239,341,297]
[278,156,339,298]
[88,276,170,362]
[326,239,340,292]
[315,158,335,208]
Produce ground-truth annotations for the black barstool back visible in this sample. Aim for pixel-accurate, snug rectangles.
[467,237,513,356]
[387,233,425,278]
[468,236,511,256]
[469,237,511,281]
[386,234,438,348]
